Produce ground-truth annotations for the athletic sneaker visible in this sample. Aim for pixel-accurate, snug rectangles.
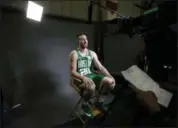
[99,93,114,105]
[95,102,108,112]
[81,102,93,117]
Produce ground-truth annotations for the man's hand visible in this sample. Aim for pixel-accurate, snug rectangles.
[112,77,116,85]
[107,75,115,83]
[82,76,94,89]
[110,76,116,89]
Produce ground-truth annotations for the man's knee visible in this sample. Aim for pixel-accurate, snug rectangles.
[102,77,115,89]
[83,84,95,101]
[88,84,96,92]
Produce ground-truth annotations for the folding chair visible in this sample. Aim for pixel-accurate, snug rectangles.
[70,76,102,127]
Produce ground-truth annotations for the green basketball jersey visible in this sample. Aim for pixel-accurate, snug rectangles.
[76,49,93,76]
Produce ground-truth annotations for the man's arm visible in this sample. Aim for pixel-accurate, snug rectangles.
[91,51,113,78]
[69,51,84,81]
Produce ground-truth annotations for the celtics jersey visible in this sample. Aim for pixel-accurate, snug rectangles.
[76,49,93,76]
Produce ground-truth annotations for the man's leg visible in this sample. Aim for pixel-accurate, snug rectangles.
[80,83,96,117]
[96,76,116,106]
[82,83,96,102]
[85,73,115,103]
[99,77,115,94]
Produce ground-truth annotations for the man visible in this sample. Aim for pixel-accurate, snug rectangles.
[69,32,115,116]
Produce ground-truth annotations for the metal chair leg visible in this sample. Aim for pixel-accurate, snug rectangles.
[73,98,83,111]
[75,110,86,125]
[72,98,87,126]
[70,98,83,117]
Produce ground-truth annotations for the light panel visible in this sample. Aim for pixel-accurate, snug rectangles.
[26,1,43,22]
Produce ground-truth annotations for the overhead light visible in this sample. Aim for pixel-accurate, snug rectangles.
[26,1,43,22]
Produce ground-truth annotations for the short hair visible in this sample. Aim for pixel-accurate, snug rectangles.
[76,32,87,39]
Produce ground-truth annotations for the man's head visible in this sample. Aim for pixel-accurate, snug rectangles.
[77,32,88,49]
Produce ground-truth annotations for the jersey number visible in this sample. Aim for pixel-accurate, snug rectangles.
[80,68,91,75]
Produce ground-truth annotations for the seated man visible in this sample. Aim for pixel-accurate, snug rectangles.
[69,32,116,116]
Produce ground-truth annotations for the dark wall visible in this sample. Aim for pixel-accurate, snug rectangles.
[103,34,145,73]
[1,12,94,127]
[0,8,3,128]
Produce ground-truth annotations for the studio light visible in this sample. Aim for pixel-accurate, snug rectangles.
[26,1,43,22]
